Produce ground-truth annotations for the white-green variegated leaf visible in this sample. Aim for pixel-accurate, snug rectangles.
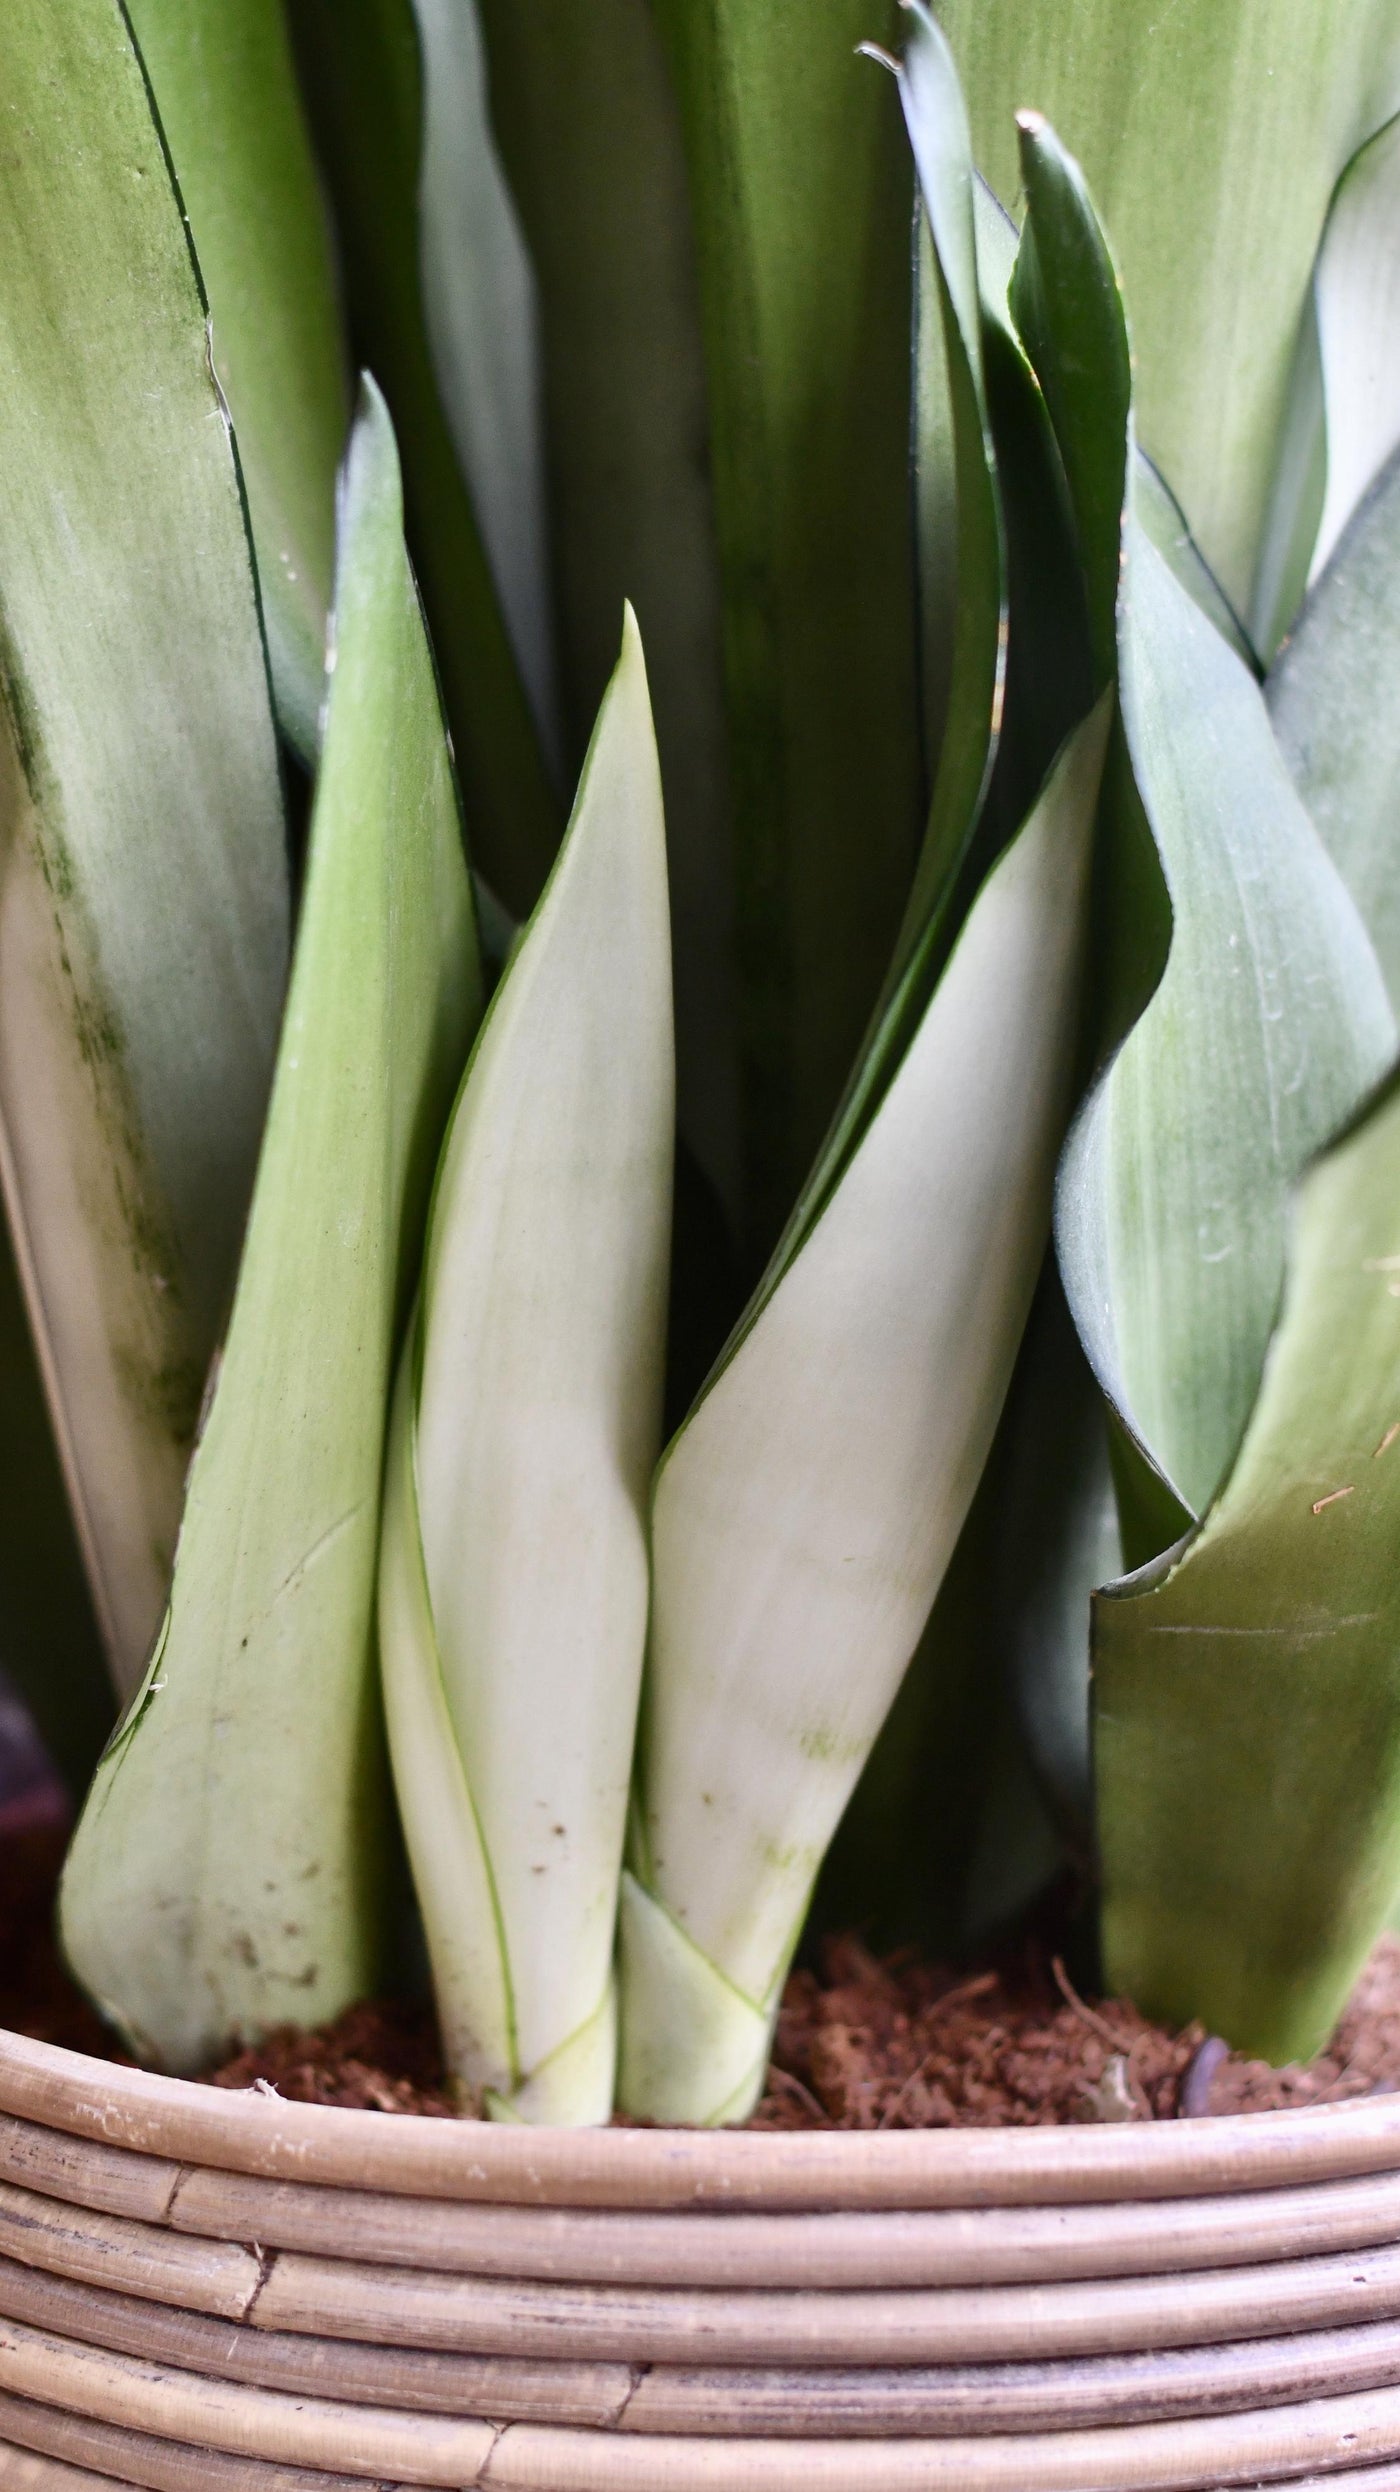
[381,611,673,2125]
[61,385,481,2072]
[412,0,559,764]
[0,0,290,1698]
[125,0,349,761]
[1254,111,1400,655]
[1269,445,1400,1008]
[618,697,1108,2127]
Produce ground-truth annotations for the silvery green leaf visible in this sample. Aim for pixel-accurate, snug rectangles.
[1015,112,1400,2059]
[125,0,349,760]
[1016,120,1396,1537]
[412,0,559,766]
[0,0,290,1696]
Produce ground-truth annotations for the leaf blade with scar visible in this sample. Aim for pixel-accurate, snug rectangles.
[61,386,482,2072]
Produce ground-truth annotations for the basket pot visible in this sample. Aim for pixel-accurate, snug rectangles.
[1,2034,1400,2486]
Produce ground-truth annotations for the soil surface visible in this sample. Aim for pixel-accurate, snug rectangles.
[4,1810,1400,2125]
[202,1929,1400,2127]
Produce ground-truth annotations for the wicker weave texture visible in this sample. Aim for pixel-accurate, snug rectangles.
[0,2028,1397,2485]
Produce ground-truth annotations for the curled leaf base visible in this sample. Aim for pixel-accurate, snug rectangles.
[484,1982,617,2127]
[616,1872,773,2127]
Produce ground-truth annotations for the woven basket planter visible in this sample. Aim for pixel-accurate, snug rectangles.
[1,2034,1400,2485]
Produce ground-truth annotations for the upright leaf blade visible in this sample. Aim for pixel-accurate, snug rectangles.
[284,0,559,917]
[381,612,673,2124]
[650,0,922,1249]
[124,0,350,760]
[753,14,1069,1291]
[412,0,559,763]
[936,0,1400,617]
[61,385,481,2071]
[893,11,1006,958]
[0,0,289,1697]
[473,0,740,1225]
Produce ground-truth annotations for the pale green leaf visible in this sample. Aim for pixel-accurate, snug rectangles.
[60,384,481,2072]
[125,0,349,761]
[935,0,1400,618]
[284,0,560,918]
[1269,443,1400,1008]
[1096,1065,1400,2060]
[618,696,1109,2126]
[381,610,673,2124]
[1134,455,1257,674]
[0,0,289,1698]
[473,0,739,1226]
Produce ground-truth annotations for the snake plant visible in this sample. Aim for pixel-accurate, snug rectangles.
[15,0,1400,2116]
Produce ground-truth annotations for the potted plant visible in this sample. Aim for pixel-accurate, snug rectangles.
[0,0,1399,2481]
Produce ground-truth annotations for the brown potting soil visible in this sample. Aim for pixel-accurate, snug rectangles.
[4,1811,1400,2126]
[201,1929,1400,2127]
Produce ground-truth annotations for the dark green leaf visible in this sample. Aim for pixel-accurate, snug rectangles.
[648,0,922,1250]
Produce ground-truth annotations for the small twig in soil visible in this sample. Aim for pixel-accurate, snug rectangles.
[927,1970,1000,2021]
[1051,1956,1125,2050]
[766,2064,829,2124]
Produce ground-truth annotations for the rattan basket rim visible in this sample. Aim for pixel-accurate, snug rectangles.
[3,2026,1399,2210]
